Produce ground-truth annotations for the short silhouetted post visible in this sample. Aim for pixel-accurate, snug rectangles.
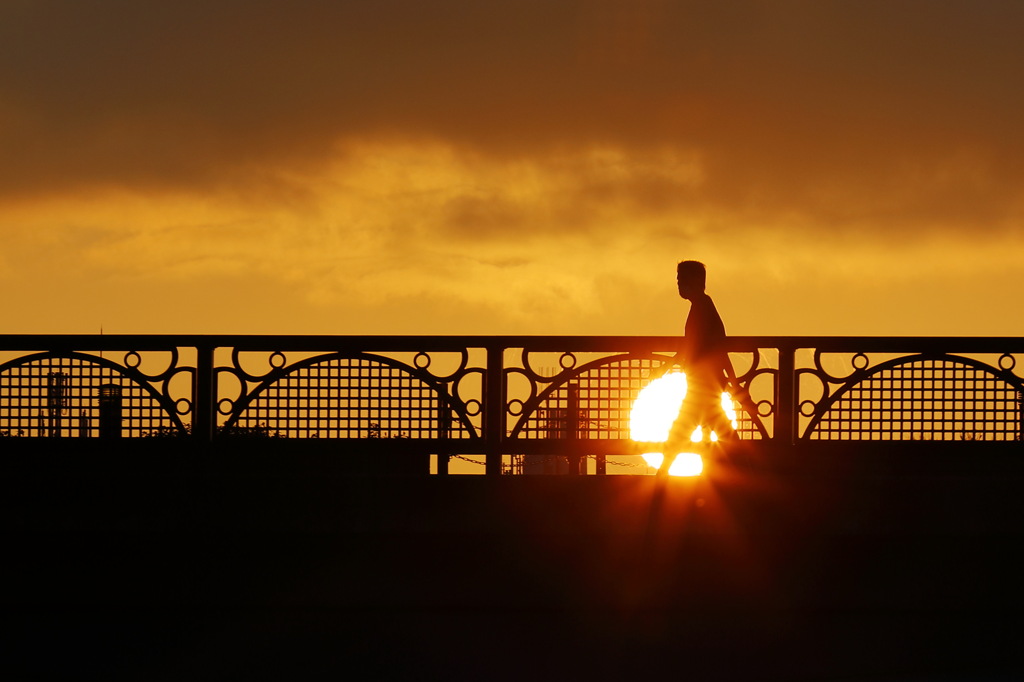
[98,383,123,439]
[47,371,67,438]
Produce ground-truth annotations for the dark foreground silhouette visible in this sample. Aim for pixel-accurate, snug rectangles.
[2,438,1023,680]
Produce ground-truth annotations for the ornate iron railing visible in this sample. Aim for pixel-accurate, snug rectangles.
[1,336,1021,473]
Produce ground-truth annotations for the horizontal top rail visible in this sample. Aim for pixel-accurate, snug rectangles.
[3,334,1024,353]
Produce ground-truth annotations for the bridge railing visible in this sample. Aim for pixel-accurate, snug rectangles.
[1,335,1021,473]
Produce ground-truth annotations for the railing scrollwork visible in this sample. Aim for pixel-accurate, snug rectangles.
[1,336,1020,473]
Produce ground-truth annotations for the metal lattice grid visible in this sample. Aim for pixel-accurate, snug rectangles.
[516,358,761,440]
[0,355,181,438]
[232,357,472,439]
[811,358,1022,441]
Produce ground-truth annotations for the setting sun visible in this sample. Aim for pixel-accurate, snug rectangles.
[631,370,741,476]
[630,370,702,476]
[630,370,688,443]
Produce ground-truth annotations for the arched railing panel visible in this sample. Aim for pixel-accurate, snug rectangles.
[220,350,482,440]
[507,351,769,441]
[1,336,1019,468]
[801,353,1024,441]
[0,351,188,438]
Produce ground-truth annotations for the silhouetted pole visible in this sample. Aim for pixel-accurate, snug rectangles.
[98,383,123,439]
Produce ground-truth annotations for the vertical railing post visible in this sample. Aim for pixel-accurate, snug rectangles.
[485,344,505,476]
[776,343,797,445]
[193,343,215,443]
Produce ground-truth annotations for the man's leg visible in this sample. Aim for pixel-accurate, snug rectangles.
[659,395,705,476]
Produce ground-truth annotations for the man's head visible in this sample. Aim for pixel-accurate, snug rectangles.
[677,260,706,300]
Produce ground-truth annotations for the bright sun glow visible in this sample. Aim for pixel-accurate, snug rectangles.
[640,451,704,477]
[630,371,687,442]
[630,371,739,477]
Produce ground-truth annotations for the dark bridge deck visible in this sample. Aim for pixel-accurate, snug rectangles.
[4,442,1023,680]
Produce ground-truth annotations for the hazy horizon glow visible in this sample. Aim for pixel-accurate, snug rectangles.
[2,1,1021,337]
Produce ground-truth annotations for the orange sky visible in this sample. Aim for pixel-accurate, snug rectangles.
[2,1,1022,337]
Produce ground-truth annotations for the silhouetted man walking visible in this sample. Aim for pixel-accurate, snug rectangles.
[659,260,736,475]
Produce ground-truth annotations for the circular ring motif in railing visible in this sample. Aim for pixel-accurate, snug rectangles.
[559,352,577,370]
[124,350,142,369]
[851,353,869,371]
[465,399,483,417]
[217,398,235,415]
[269,351,286,370]
[175,398,193,415]
[998,353,1016,372]
[756,400,774,417]
[506,399,524,416]
[414,352,431,370]
[799,400,817,417]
